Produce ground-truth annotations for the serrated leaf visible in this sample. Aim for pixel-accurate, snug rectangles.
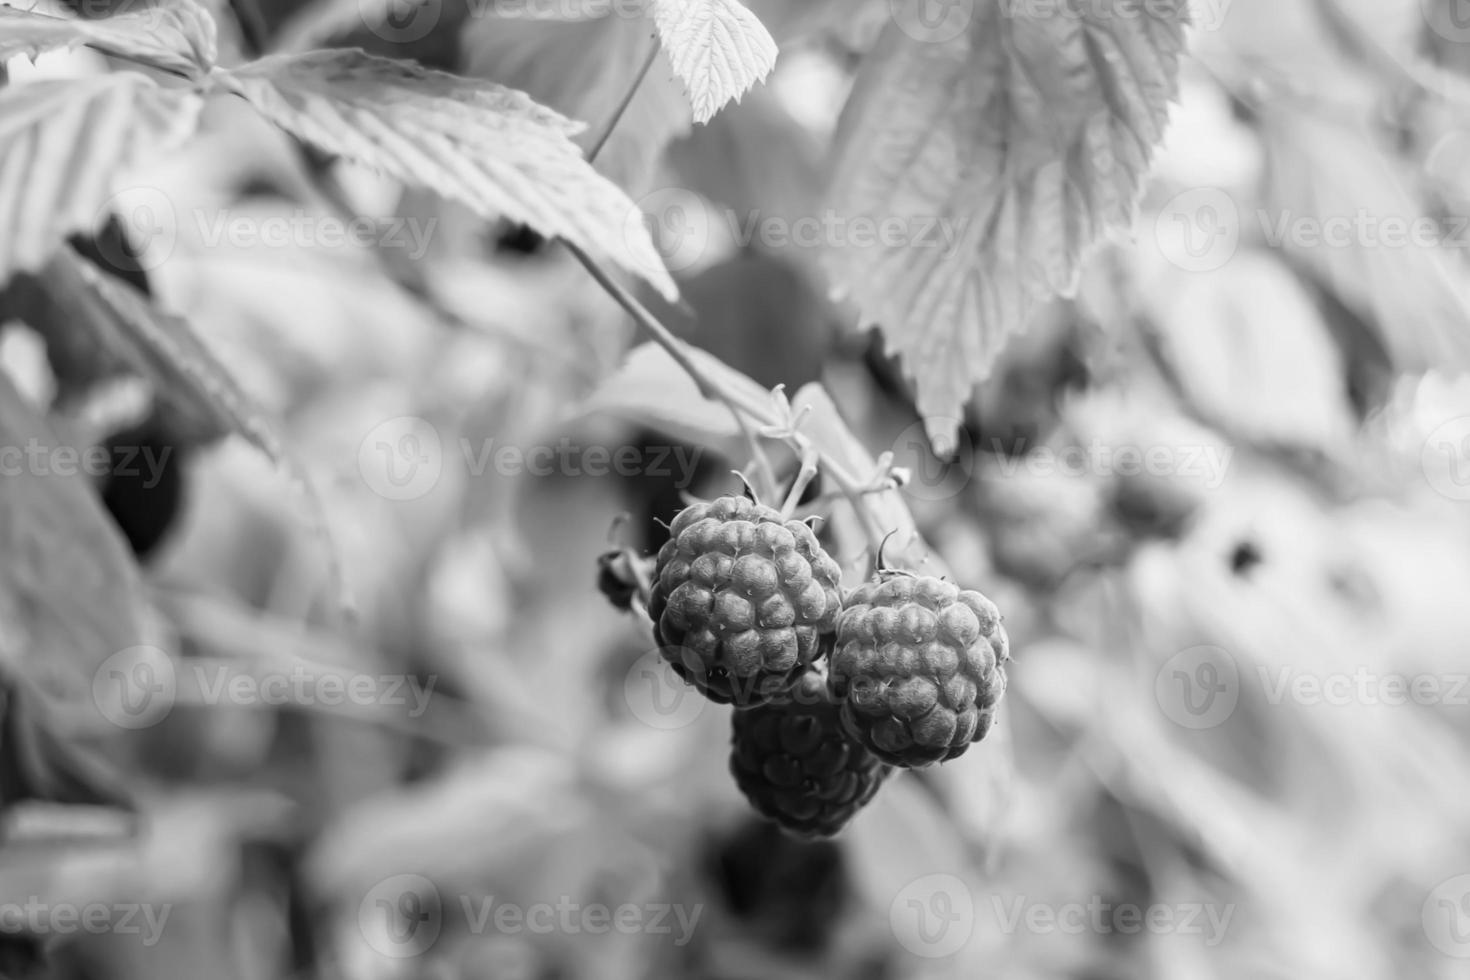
[826,1,1188,454]
[651,0,777,124]
[460,9,692,192]
[0,0,217,77]
[218,48,677,299]
[0,74,202,287]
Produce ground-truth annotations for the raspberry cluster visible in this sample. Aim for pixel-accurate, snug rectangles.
[627,494,1010,836]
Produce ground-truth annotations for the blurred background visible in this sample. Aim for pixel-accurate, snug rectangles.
[3,0,1470,978]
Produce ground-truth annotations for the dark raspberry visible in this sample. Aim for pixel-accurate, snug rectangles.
[730,669,890,837]
[648,496,843,706]
[829,574,1009,768]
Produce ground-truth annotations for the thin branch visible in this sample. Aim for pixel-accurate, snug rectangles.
[587,33,661,165]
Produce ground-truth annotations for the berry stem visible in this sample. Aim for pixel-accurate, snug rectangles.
[566,49,893,558]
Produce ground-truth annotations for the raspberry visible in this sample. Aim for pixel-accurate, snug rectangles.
[648,496,843,705]
[829,574,1008,768]
[729,669,890,837]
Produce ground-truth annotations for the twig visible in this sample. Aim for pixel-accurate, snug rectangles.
[586,33,660,165]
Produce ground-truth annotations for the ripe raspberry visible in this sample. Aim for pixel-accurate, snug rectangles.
[730,669,890,837]
[648,496,843,705]
[829,575,1008,768]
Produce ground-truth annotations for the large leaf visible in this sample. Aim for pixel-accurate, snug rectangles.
[460,8,692,192]
[825,1,1188,454]
[0,0,217,78]
[650,0,777,124]
[1261,109,1470,373]
[1145,251,1356,454]
[0,74,202,287]
[0,371,150,707]
[217,48,677,298]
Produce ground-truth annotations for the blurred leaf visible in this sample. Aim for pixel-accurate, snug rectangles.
[579,340,770,456]
[0,370,150,705]
[0,0,217,77]
[1147,251,1356,453]
[664,86,823,232]
[825,2,1188,454]
[0,75,202,286]
[1262,109,1470,372]
[460,10,692,192]
[57,248,353,614]
[0,681,135,810]
[650,0,777,124]
[218,48,678,299]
